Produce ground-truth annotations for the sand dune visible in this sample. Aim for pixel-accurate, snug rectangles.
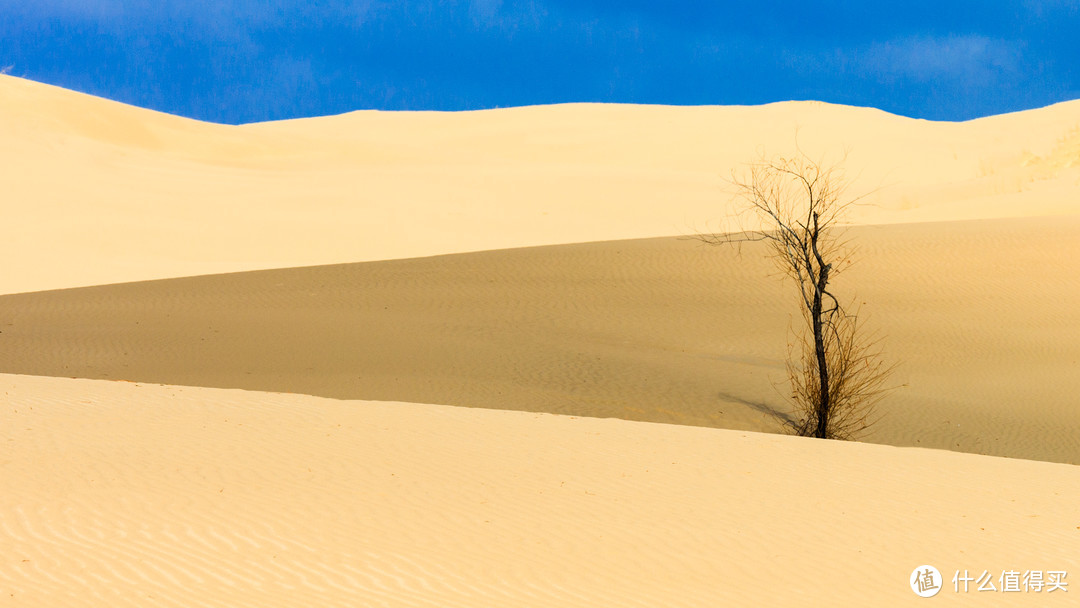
[3,77,1080,605]
[1,216,1078,464]
[2,74,1079,295]
[2,373,1078,607]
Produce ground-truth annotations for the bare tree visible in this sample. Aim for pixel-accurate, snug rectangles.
[698,153,894,439]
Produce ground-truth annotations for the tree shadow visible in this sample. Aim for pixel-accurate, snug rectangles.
[717,390,799,432]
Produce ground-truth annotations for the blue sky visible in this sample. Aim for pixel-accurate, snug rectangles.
[2,1,1078,124]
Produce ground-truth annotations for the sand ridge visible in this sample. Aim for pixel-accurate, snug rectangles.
[2,373,1078,607]
[2,74,1079,295]
[2,216,1078,464]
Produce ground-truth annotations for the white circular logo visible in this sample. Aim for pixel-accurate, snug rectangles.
[911,565,942,597]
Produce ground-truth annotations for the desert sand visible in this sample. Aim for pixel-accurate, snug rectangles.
[2,73,1079,605]
[3,374,1079,607]
[2,73,1078,295]
[2,217,1079,465]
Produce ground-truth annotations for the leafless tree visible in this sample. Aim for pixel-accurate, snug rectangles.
[698,152,894,439]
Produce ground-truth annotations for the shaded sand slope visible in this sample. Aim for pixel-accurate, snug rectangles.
[3,216,1078,464]
[3,74,1080,295]
[2,374,1078,607]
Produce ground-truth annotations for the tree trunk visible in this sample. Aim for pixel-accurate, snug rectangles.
[812,283,830,438]
[809,212,832,439]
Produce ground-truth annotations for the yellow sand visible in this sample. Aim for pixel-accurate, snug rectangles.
[2,74,1078,295]
[3,374,1078,607]
[1,217,1078,464]
[1,75,1079,605]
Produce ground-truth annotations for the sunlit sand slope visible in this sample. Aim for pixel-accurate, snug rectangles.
[2,216,1077,464]
[2,374,1077,607]
[2,74,1078,295]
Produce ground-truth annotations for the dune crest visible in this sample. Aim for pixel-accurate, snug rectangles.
[2,216,1078,464]
[2,374,1078,606]
[2,74,1078,295]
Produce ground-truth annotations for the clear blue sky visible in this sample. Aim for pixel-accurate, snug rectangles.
[3,1,1078,124]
